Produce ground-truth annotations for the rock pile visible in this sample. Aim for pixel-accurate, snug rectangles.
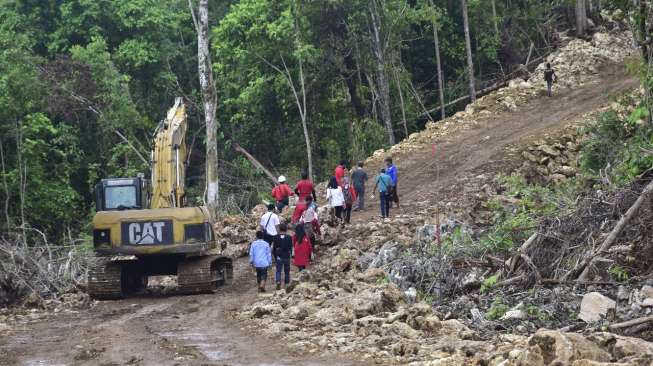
[519,126,585,184]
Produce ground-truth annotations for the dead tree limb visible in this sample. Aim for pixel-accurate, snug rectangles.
[232,143,278,186]
[608,315,653,331]
[508,233,539,275]
[569,178,653,282]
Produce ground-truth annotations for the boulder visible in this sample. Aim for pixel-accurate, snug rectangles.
[539,145,560,157]
[528,330,612,365]
[579,292,616,323]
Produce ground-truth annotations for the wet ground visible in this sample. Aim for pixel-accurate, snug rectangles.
[0,259,357,366]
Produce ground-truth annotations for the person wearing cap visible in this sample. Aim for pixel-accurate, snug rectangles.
[271,175,294,213]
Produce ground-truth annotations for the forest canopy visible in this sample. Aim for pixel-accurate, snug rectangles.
[0,0,617,240]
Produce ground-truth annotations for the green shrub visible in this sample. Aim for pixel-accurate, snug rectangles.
[486,296,509,320]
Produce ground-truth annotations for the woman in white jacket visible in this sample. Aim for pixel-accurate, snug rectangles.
[326,176,345,221]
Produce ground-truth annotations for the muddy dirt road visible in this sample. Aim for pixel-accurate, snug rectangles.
[0,259,358,366]
[356,63,638,222]
[0,64,638,366]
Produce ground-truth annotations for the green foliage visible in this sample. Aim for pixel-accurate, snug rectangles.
[609,265,629,282]
[480,275,498,294]
[485,296,508,320]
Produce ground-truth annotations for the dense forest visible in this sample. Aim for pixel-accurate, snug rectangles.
[0,0,633,241]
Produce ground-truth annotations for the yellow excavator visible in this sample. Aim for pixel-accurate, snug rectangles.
[88,98,233,299]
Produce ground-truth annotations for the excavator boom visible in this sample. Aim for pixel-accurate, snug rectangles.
[151,97,187,209]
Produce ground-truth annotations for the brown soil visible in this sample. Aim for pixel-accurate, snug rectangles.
[355,63,638,222]
[0,64,637,366]
[0,259,358,366]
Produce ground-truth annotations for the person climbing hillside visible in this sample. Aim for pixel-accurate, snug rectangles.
[299,195,320,245]
[292,171,317,225]
[294,171,316,202]
[271,175,293,213]
[335,160,347,187]
[342,177,357,224]
[385,157,399,208]
[249,231,272,293]
[351,161,368,211]
[259,203,280,245]
[292,224,313,272]
[326,176,345,222]
[544,63,557,97]
[372,168,393,221]
[273,223,293,290]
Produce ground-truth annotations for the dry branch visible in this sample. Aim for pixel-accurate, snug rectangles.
[608,315,653,331]
[569,178,653,281]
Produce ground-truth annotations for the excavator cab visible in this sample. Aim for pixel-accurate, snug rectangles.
[94,177,147,212]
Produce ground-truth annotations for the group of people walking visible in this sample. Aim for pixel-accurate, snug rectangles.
[249,157,399,291]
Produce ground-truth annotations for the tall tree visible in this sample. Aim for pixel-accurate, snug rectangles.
[369,0,396,145]
[576,0,588,37]
[461,0,476,102]
[428,1,446,120]
[189,0,219,206]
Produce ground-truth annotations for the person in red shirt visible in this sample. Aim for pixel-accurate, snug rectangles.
[292,224,313,271]
[271,175,294,212]
[334,160,347,187]
[294,171,316,202]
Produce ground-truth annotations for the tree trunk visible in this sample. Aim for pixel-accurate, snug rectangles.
[491,0,499,37]
[190,0,219,206]
[370,0,395,146]
[576,0,587,37]
[392,61,408,138]
[431,14,446,120]
[461,0,476,102]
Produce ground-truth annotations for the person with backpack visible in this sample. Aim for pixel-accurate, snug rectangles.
[371,168,393,221]
[292,224,313,272]
[385,157,399,209]
[271,175,294,213]
[326,176,345,222]
[351,161,368,211]
[342,176,357,224]
[544,63,557,97]
[259,203,280,245]
[273,223,293,290]
[299,196,320,245]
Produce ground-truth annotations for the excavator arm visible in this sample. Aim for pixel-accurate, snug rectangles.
[151,97,187,209]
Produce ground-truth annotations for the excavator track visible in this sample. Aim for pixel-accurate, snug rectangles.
[177,255,233,294]
[88,258,124,300]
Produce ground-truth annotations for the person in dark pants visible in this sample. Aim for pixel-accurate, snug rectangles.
[372,168,392,221]
[351,161,368,211]
[385,157,399,208]
[249,231,272,292]
[273,223,293,290]
[544,63,557,97]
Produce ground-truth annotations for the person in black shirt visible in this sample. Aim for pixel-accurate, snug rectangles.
[544,63,557,97]
[273,223,293,290]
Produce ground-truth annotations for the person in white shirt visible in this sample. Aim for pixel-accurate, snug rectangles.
[326,176,345,222]
[260,203,280,244]
[300,196,318,243]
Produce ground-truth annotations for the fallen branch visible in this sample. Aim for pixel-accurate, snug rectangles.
[232,143,278,186]
[508,233,539,275]
[568,177,653,282]
[608,315,653,331]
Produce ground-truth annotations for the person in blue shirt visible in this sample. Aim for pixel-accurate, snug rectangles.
[372,168,393,221]
[384,157,399,209]
[249,230,272,292]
